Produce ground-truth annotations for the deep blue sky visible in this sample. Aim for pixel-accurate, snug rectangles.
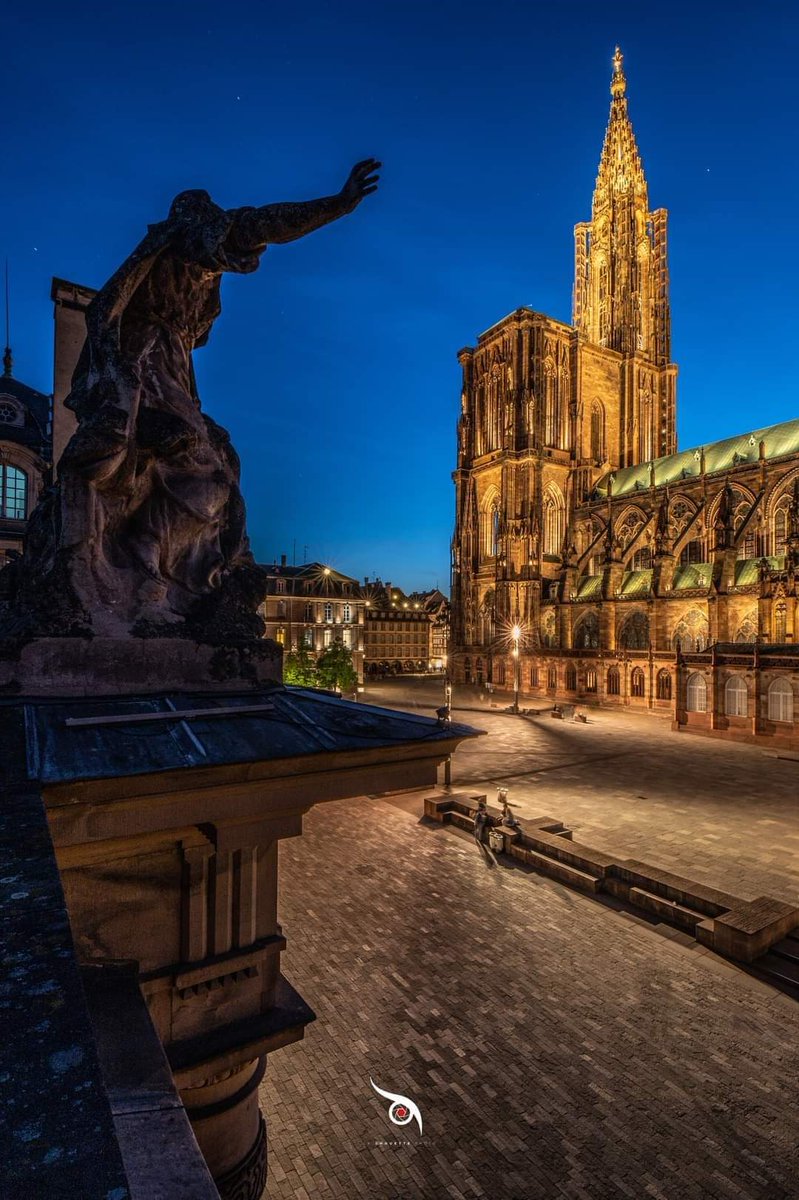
[6,1,799,592]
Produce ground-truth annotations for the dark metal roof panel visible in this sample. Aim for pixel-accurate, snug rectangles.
[11,687,475,787]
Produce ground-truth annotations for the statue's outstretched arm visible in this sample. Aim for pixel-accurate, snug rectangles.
[230,158,380,249]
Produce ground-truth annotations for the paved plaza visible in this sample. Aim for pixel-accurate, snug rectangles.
[260,689,799,1200]
[365,680,799,903]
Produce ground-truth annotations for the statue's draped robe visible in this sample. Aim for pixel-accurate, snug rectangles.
[20,190,352,638]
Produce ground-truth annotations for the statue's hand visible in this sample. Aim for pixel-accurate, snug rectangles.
[341,158,381,211]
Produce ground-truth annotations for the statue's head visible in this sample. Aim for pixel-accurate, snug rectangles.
[168,189,220,223]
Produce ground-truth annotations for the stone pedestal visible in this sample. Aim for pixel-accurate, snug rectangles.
[18,687,476,1196]
[0,636,282,696]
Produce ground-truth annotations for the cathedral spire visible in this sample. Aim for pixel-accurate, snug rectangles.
[611,45,626,98]
[573,48,672,368]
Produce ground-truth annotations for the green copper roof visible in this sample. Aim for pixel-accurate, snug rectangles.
[672,562,712,591]
[575,574,602,600]
[733,556,785,587]
[595,417,799,499]
[620,569,652,598]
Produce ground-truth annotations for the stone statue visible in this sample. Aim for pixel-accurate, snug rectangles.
[4,160,380,643]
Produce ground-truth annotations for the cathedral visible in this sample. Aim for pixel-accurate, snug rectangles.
[450,49,799,748]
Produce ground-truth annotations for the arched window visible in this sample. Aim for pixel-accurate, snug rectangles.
[586,668,597,693]
[618,611,649,650]
[573,612,599,649]
[480,491,501,559]
[686,673,707,712]
[630,667,645,698]
[631,547,652,570]
[543,360,557,446]
[0,465,27,520]
[774,507,788,555]
[565,665,577,691]
[672,610,709,654]
[590,401,605,463]
[768,678,794,723]
[735,612,758,643]
[547,666,557,690]
[540,610,557,648]
[656,669,672,701]
[607,667,620,696]
[679,539,705,566]
[542,485,565,558]
[598,262,609,345]
[774,603,787,644]
[724,674,748,717]
[530,665,539,687]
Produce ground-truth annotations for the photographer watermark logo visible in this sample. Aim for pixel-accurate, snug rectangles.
[369,1077,423,1135]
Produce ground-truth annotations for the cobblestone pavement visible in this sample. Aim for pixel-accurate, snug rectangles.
[362,680,799,903]
[261,793,799,1200]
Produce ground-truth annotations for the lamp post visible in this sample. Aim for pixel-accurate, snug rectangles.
[511,623,521,714]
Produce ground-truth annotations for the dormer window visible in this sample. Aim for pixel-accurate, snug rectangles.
[0,396,22,426]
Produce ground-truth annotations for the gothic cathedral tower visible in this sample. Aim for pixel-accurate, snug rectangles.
[451,49,678,683]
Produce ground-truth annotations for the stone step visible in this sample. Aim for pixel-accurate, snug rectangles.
[520,847,602,894]
[525,830,615,879]
[628,886,706,932]
[756,952,799,990]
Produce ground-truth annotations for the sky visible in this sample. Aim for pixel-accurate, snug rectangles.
[5,1,799,593]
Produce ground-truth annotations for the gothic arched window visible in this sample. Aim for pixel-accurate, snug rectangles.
[672,609,709,654]
[479,490,501,559]
[590,401,605,463]
[656,669,672,701]
[774,507,788,555]
[542,485,565,558]
[573,612,600,649]
[606,666,620,696]
[630,667,646,698]
[774,602,787,644]
[735,612,758,644]
[543,359,557,447]
[618,611,649,650]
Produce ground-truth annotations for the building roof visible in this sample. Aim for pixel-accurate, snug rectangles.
[260,561,359,594]
[0,369,51,456]
[2,687,475,788]
[594,417,799,500]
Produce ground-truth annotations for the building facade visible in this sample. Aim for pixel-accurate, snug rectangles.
[450,49,799,748]
[362,581,438,675]
[0,348,51,570]
[259,559,365,680]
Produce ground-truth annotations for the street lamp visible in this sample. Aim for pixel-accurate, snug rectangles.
[511,623,521,714]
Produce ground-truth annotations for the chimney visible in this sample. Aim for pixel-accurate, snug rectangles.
[281,554,287,567]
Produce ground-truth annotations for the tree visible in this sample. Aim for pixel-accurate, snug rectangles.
[283,642,320,688]
[316,639,358,694]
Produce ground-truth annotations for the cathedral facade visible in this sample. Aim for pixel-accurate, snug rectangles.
[450,49,799,748]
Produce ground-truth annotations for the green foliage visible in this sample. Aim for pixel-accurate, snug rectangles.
[316,639,358,693]
[283,642,320,687]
